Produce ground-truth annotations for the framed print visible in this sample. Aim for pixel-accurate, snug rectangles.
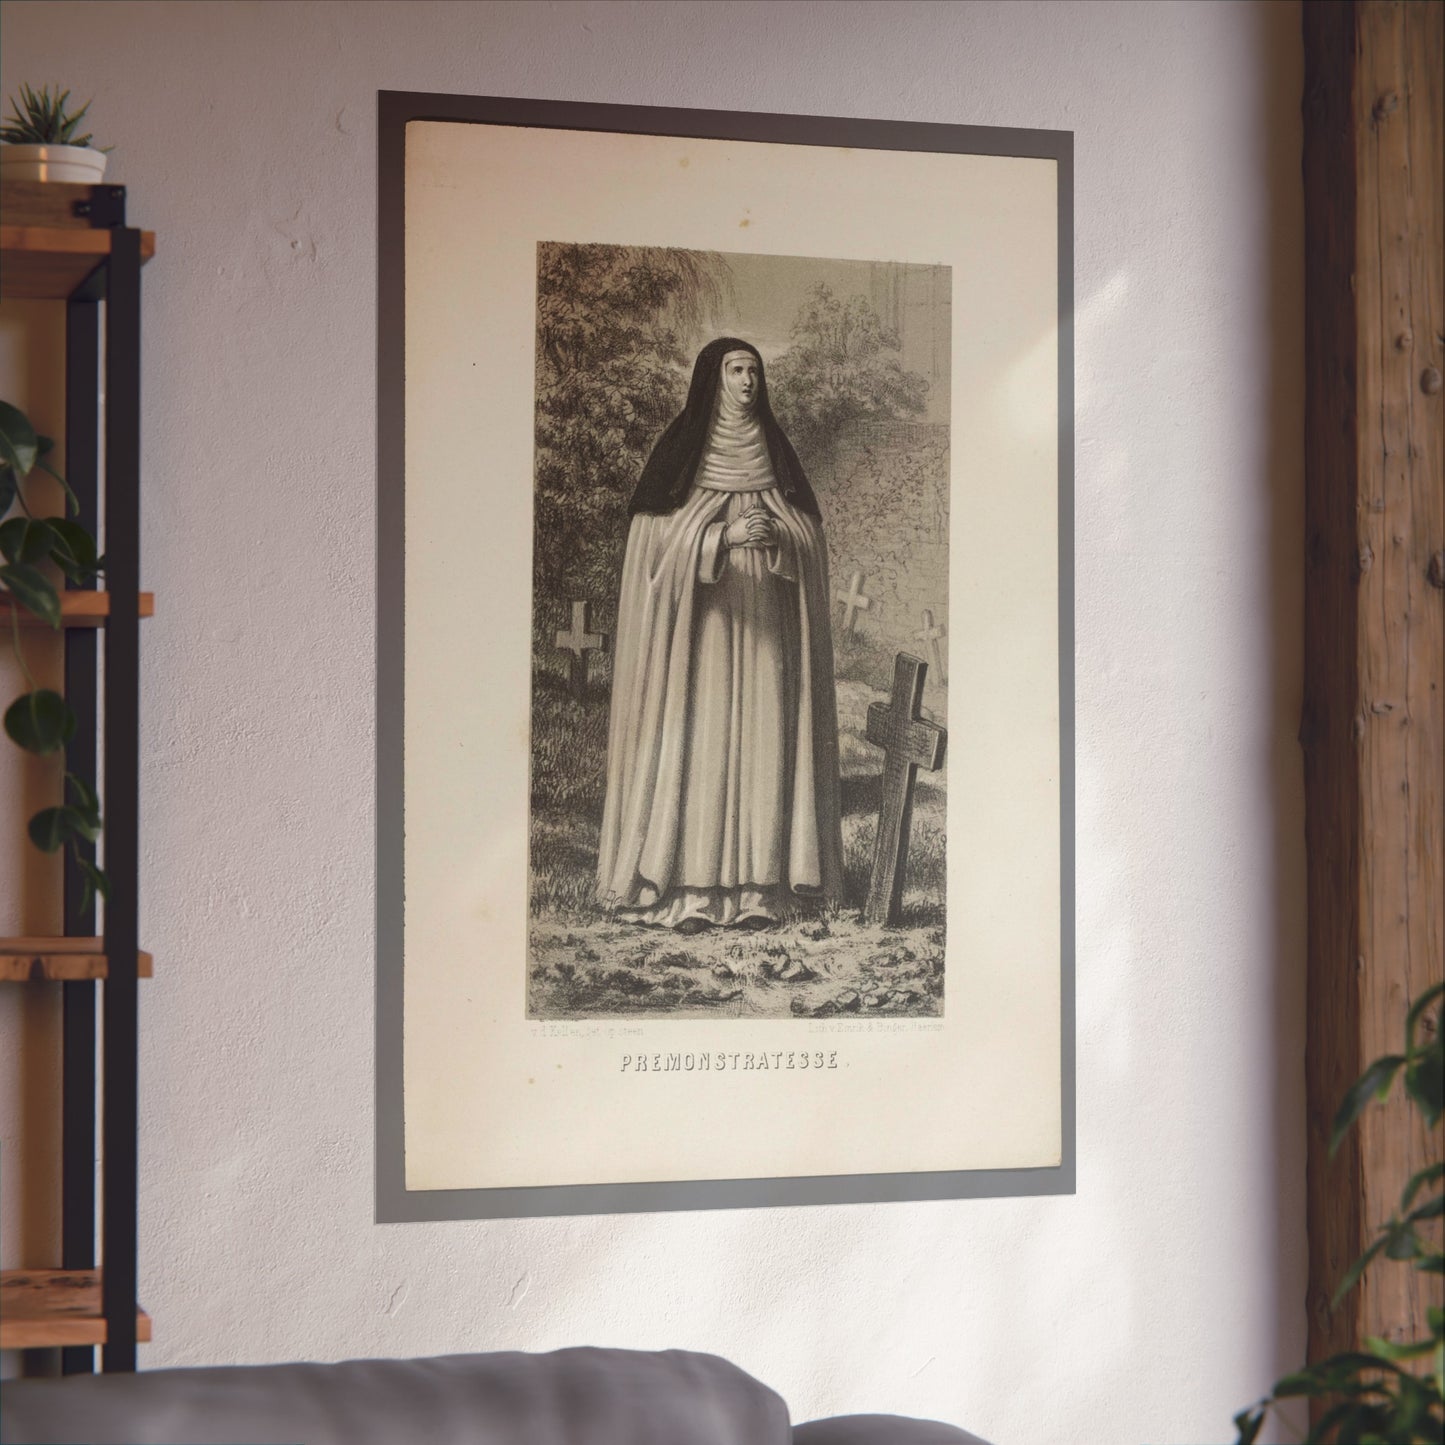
[376,91,1074,1219]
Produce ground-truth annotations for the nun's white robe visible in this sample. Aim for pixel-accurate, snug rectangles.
[596,463,844,928]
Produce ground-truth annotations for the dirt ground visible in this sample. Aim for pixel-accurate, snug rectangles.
[527,626,947,1020]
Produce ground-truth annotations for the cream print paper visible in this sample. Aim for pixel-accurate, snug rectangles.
[403,120,1060,1192]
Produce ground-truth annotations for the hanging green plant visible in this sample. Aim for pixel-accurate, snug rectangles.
[1233,981,1444,1444]
[0,396,109,909]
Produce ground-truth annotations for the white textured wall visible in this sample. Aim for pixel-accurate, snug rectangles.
[0,3,1306,1440]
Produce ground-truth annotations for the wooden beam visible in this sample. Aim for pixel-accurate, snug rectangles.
[1302,0,1444,1370]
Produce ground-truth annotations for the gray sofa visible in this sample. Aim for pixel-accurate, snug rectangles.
[0,1347,988,1444]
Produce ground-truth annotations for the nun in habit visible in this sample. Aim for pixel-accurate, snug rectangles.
[596,338,845,933]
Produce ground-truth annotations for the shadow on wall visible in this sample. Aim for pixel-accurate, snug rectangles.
[1254,0,1309,1429]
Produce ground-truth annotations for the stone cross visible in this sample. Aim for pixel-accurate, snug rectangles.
[555,600,607,699]
[863,653,947,925]
[835,570,873,633]
[915,608,947,683]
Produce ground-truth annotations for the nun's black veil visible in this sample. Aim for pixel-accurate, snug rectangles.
[626,338,820,519]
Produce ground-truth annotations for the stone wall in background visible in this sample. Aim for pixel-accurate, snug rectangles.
[814,417,950,654]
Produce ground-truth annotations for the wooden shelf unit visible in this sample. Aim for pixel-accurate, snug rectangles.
[1,177,151,1371]
[0,1272,151,1350]
[0,938,154,983]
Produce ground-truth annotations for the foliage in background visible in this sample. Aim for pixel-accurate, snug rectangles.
[766,282,929,458]
[1234,981,1444,1444]
[532,242,726,615]
[0,83,102,148]
[818,430,949,643]
[0,399,109,908]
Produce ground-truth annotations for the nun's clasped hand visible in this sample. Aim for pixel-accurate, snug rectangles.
[724,505,778,549]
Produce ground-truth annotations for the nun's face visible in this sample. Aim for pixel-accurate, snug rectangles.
[720,351,760,410]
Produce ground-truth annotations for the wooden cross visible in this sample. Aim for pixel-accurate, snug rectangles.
[555,600,607,698]
[835,570,873,632]
[863,653,947,925]
[915,608,947,683]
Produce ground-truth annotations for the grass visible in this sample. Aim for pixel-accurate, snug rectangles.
[527,609,948,1019]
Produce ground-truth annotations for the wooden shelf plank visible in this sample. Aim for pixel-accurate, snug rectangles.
[0,939,154,983]
[1,591,156,627]
[0,1270,151,1349]
[0,180,107,230]
[0,226,156,301]
[3,226,125,255]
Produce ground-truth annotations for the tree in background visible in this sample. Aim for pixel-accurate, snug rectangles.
[768,285,942,669]
[766,283,929,463]
[533,243,725,611]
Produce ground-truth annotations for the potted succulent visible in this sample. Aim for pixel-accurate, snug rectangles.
[0,83,107,183]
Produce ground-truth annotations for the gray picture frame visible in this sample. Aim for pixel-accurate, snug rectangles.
[375,90,1075,1221]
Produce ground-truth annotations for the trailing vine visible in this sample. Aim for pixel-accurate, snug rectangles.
[0,397,108,909]
[1234,982,1444,1443]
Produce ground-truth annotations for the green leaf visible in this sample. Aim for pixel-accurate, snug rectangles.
[1311,1399,1358,1440]
[1385,1225,1423,1261]
[46,517,97,568]
[1407,982,1445,1052]
[0,516,56,565]
[0,465,17,519]
[2,87,99,147]
[46,517,101,583]
[0,561,61,627]
[34,456,79,515]
[1331,1054,1406,1156]
[1232,1405,1265,1444]
[1284,1350,1408,1391]
[1394,1372,1435,1435]
[1365,1334,1438,1362]
[27,804,96,853]
[1272,1355,1399,1400]
[69,803,100,843]
[59,94,88,136]
[0,398,39,477]
[1405,1193,1444,1225]
[1404,1044,1443,1126]
[27,807,67,852]
[1272,1369,1325,1399]
[75,855,109,911]
[64,771,101,826]
[1403,1163,1445,1212]
[3,689,75,754]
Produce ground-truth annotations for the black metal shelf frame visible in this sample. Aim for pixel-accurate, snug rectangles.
[55,194,143,1375]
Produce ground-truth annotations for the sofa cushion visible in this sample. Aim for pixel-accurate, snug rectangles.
[0,1347,793,1445]
[793,1414,991,1445]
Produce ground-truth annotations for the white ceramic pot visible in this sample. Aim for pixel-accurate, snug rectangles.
[0,143,107,184]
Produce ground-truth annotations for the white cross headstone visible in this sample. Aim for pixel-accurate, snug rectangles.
[835,570,873,633]
[915,609,947,683]
[555,600,608,698]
